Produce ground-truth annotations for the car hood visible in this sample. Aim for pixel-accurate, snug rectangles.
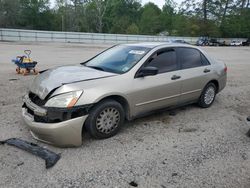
[30,65,117,100]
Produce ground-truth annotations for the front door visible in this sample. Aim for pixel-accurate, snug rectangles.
[129,48,182,116]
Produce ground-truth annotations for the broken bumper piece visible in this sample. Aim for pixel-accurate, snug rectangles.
[0,138,60,169]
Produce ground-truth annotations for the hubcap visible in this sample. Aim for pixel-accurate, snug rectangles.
[96,107,120,134]
[204,86,215,105]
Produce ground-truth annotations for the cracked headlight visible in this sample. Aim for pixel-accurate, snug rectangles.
[45,91,83,108]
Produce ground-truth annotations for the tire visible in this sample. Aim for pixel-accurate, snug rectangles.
[85,99,125,139]
[33,69,38,75]
[198,82,217,108]
[16,67,20,74]
[22,69,28,76]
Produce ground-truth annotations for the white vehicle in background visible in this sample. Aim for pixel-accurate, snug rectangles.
[230,40,242,46]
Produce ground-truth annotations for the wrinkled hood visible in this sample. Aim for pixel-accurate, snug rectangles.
[30,65,117,99]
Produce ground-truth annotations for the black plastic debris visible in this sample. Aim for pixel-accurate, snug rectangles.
[39,69,48,74]
[247,116,250,122]
[0,138,60,169]
[129,181,138,187]
[247,116,250,137]
[172,172,178,177]
[9,78,19,81]
[247,129,250,137]
[17,162,24,166]
[169,111,176,116]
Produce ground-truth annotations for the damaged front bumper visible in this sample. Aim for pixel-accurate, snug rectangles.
[22,94,90,147]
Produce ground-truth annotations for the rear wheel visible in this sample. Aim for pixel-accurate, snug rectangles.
[16,67,20,74]
[198,82,217,108]
[85,99,125,139]
[33,69,38,75]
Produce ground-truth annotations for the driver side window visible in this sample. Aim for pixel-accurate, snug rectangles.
[147,49,177,74]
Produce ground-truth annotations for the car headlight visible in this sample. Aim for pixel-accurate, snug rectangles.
[45,91,83,108]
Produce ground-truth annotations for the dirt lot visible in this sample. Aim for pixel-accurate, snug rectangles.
[0,42,250,188]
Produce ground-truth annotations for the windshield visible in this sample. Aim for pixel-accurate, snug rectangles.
[84,45,151,74]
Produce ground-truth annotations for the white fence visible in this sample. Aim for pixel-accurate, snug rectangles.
[0,28,199,44]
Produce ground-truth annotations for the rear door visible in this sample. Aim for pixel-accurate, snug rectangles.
[130,48,182,116]
[177,47,212,103]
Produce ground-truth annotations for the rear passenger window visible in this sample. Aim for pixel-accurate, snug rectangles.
[147,49,177,73]
[180,48,202,69]
[201,53,210,65]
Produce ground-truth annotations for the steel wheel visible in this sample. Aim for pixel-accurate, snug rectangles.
[204,86,215,105]
[198,82,217,108]
[85,99,125,139]
[96,107,120,134]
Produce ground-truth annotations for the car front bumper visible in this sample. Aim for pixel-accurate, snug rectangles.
[22,108,88,147]
[22,94,90,147]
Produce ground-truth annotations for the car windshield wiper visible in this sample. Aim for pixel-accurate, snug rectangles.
[85,65,105,71]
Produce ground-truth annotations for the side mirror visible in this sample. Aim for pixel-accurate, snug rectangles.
[136,66,158,78]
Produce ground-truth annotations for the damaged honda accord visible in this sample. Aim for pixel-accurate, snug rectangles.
[22,43,227,147]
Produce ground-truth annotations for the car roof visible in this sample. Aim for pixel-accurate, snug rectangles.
[123,42,168,48]
[123,42,193,49]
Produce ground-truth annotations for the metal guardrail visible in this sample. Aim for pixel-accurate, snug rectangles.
[0,28,246,44]
[0,28,199,44]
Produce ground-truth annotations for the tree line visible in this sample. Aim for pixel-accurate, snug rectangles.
[0,0,249,38]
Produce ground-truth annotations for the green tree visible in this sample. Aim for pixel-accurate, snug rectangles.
[103,0,141,34]
[0,0,250,38]
[161,0,176,35]
[139,2,162,35]
[126,23,139,34]
[54,0,87,32]
[18,0,54,30]
[0,0,20,28]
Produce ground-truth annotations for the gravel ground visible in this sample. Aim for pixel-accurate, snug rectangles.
[0,42,250,188]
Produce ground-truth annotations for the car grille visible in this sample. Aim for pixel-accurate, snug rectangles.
[29,92,46,106]
[27,106,34,116]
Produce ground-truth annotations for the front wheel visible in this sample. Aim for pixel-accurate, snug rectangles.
[85,99,125,139]
[198,83,217,108]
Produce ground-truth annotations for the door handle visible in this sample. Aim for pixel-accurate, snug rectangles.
[203,68,211,73]
[171,75,181,80]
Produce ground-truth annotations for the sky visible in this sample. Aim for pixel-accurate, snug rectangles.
[141,0,183,8]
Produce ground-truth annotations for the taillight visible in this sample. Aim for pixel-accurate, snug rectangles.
[224,64,227,72]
